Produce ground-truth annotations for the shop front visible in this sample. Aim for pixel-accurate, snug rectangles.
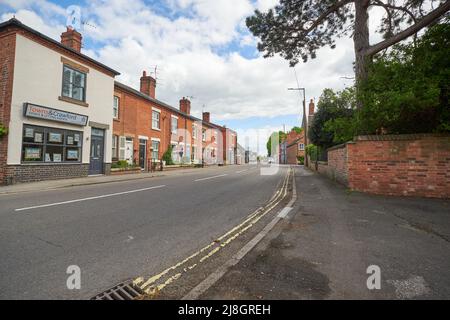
[6,103,109,183]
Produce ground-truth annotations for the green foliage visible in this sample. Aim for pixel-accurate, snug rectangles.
[266,131,287,156]
[305,144,318,161]
[162,144,174,165]
[358,23,450,134]
[311,23,450,148]
[291,126,303,134]
[309,87,356,148]
[297,155,304,165]
[111,160,129,169]
[0,124,7,138]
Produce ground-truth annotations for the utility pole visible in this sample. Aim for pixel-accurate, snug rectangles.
[287,87,308,167]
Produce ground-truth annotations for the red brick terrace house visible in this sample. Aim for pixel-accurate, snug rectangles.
[112,72,237,169]
[280,99,315,165]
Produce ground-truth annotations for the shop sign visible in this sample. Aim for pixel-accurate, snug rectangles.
[24,103,88,126]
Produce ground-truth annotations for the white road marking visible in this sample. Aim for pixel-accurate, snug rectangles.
[14,185,166,212]
[236,169,248,173]
[194,174,227,182]
[277,207,293,219]
[182,168,296,300]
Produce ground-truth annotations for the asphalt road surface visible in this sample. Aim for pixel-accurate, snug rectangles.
[0,165,287,299]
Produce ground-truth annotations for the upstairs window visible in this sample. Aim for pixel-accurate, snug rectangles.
[152,110,160,130]
[113,96,120,119]
[171,116,178,134]
[192,124,197,139]
[62,65,86,102]
[298,143,305,151]
[202,129,206,142]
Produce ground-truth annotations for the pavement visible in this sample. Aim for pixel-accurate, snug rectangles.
[0,164,287,299]
[199,166,450,300]
[0,165,217,195]
[2,164,449,300]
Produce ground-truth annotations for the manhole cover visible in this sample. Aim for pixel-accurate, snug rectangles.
[91,281,145,300]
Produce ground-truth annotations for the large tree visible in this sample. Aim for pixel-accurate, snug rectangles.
[246,0,450,92]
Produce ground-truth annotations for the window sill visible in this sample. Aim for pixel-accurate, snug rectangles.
[113,118,120,122]
[152,127,161,132]
[20,162,83,165]
[59,96,89,107]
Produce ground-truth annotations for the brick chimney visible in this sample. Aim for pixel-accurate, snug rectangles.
[140,71,156,98]
[308,99,315,115]
[61,27,82,52]
[202,112,210,123]
[308,99,315,126]
[179,97,191,115]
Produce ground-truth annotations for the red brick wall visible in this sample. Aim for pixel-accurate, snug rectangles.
[327,144,348,185]
[285,130,305,164]
[347,134,450,198]
[319,134,450,198]
[0,30,16,184]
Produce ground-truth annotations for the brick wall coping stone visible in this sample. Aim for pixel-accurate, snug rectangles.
[354,133,450,141]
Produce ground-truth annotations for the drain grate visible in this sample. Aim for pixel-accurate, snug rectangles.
[91,281,145,300]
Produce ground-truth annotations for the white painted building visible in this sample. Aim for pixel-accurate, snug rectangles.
[0,19,120,184]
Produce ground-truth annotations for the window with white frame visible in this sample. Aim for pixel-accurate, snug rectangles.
[113,96,119,119]
[192,124,197,139]
[151,140,160,160]
[62,65,86,102]
[298,143,305,151]
[152,110,160,130]
[202,129,206,142]
[112,135,118,159]
[171,116,178,133]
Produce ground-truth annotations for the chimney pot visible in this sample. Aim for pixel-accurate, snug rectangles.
[140,70,156,98]
[203,112,210,123]
[180,97,191,115]
[309,99,315,116]
[60,27,82,52]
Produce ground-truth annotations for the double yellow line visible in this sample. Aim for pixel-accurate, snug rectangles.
[133,168,291,297]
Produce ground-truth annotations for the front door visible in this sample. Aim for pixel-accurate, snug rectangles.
[89,128,105,175]
[139,139,147,170]
[125,138,133,165]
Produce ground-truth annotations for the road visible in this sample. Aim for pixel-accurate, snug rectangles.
[0,164,287,299]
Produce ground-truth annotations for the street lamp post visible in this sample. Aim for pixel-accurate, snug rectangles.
[288,87,308,167]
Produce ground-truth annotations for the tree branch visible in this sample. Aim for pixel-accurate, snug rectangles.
[303,0,354,34]
[371,0,417,23]
[365,0,450,56]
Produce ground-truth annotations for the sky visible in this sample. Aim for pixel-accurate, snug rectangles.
[0,0,387,155]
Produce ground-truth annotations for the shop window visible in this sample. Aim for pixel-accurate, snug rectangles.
[22,124,82,163]
[62,65,86,102]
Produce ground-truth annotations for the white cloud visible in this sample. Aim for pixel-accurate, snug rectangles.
[256,0,279,11]
[0,9,65,40]
[3,0,400,153]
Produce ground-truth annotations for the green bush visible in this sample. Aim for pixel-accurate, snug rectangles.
[162,144,174,165]
[0,124,7,138]
[357,23,450,135]
[311,23,450,148]
[297,155,304,165]
[111,160,130,169]
[305,144,318,161]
